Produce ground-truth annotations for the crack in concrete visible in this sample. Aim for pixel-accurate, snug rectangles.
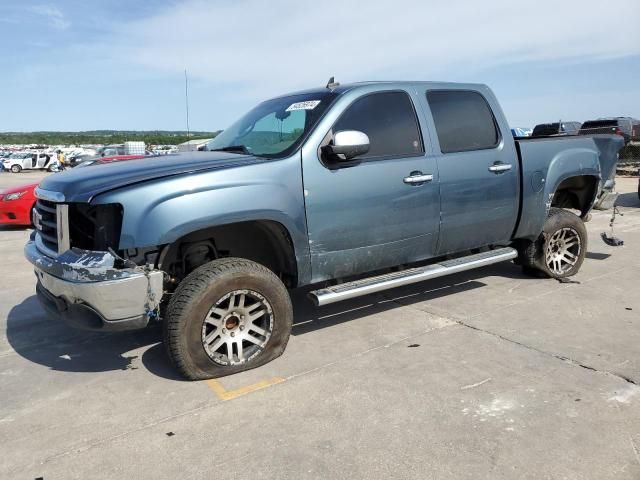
[390,295,639,388]
[383,261,640,388]
[631,436,640,467]
[460,319,638,386]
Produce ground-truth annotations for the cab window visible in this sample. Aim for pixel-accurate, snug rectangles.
[333,91,424,159]
[427,90,500,153]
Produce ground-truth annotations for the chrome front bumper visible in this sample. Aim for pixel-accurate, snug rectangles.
[25,240,164,331]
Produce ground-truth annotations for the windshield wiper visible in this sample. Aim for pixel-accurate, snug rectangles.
[209,145,251,155]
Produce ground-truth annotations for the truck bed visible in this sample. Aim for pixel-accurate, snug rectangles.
[513,134,623,240]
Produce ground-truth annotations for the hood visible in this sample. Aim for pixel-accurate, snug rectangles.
[1,182,38,195]
[38,151,265,203]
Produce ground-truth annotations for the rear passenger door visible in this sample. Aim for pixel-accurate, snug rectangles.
[425,89,519,255]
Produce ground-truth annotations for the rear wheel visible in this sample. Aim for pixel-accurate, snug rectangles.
[520,208,587,278]
[10,165,21,173]
[164,258,293,380]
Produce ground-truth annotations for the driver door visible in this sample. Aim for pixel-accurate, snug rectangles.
[302,90,441,282]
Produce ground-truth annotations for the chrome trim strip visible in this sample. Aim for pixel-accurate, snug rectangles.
[35,188,65,203]
[309,247,518,306]
[56,204,70,254]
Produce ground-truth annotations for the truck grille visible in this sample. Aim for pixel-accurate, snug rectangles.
[35,199,59,253]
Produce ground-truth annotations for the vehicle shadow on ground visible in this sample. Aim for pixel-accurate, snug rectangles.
[5,296,184,381]
[616,191,640,208]
[290,260,542,336]
[4,261,548,380]
[0,225,30,232]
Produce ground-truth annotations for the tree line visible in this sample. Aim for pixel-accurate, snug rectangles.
[0,131,220,146]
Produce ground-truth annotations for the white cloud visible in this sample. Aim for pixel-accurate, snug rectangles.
[107,0,640,97]
[28,5,71,30]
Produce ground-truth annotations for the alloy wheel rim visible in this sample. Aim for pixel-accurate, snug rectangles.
[201,289,273,366]
[545,227,581,275]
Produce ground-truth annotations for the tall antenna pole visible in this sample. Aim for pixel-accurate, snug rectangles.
[184,69,191,149]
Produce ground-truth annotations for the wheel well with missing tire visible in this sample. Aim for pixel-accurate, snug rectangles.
[157,220,298,289]
[551,175,598,217]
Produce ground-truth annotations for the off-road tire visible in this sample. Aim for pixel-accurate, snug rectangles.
[10,165,21,173]
[520,207,587,279]
[164,258,293,380]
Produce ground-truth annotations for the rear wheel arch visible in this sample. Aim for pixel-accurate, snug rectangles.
[159,220,299,288]
[551,175,599,217]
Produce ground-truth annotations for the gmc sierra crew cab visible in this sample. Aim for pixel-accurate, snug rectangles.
[25,81,623,379]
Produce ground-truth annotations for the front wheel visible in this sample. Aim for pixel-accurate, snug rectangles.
[164,258,293,380]
[10,165,21,173]
[520,208,587,278]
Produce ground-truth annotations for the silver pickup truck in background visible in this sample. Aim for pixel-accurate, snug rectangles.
[25,80,623,379]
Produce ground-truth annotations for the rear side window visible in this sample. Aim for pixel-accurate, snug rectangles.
[427,90,500,153]
[333,91,424,158]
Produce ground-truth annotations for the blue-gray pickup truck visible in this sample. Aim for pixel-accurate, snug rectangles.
[25,81,623,379]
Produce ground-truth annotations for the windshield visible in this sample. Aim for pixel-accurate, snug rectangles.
[207,91,339,158]
[9,153,30,159]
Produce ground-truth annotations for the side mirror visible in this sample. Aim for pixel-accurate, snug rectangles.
[324,130,370,161]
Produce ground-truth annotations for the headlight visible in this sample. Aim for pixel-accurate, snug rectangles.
[4,191,26,201]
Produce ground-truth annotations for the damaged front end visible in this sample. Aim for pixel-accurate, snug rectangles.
[25,188,164,331]
[25,242,164,331]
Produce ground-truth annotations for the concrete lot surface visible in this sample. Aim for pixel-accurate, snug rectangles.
[1,171,639,479]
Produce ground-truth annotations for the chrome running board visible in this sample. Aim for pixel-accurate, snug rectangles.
[309,247,518,306]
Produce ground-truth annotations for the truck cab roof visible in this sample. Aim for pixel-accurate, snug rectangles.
[271,80,492,100]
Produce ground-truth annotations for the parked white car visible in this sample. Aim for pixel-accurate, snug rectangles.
[2,152,60,173]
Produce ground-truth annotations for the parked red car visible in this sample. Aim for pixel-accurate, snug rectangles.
[0,182,38,226]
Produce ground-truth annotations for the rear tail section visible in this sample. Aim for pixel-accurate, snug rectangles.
[591,136,625,185]
[591,135,625,210]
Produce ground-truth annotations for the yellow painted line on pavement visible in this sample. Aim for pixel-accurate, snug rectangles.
[206,376,285,401]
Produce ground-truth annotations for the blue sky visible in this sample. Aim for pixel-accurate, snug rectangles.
[1,0,639,132]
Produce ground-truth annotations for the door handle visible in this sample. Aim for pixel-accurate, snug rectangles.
[488,163,512,173]
[403,173,433,185]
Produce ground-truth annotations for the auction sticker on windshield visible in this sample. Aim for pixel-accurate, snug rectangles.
[286,100,321,112]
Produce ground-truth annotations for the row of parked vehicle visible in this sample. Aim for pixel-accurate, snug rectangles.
[0,141,151,173]
[527,117,640,144]
[0,151,62,173]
